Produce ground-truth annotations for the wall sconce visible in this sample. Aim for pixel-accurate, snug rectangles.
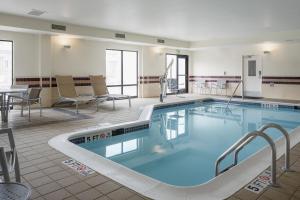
[153,46,164,56]
[261,42,278,54]
[63,45,71,49]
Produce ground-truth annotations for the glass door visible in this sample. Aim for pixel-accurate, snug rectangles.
[166,54,188,94]
[106,49,138,97]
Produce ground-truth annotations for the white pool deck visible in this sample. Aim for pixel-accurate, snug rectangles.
[1,94,300,200]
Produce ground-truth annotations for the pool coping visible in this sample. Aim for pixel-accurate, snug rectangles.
[48,97,300,200]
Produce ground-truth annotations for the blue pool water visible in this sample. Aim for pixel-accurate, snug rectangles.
[78,101,300,186]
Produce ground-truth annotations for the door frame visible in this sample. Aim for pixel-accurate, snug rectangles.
[165,54,189,94]
[242,55,263,98]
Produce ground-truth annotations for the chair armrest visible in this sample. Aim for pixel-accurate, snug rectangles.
[8,95,26,101]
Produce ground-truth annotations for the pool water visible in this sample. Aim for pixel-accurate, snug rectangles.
[78,101,300,186]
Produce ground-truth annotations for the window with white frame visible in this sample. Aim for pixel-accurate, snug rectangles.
[0,41,13,87]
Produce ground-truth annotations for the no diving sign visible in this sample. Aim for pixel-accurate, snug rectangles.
[244,169,271,194]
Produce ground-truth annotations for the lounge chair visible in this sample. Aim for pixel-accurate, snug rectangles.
[8,87,42,121]
[89,75,131,110]
[55,75,95,114]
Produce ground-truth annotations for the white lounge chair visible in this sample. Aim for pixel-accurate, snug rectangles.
[89,75,131,110]
[55,75,95,114]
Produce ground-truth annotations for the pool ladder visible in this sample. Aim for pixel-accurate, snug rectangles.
[225,81,241,110]
[215,123,291,187]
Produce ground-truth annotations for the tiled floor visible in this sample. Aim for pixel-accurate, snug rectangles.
[0,95,300,200]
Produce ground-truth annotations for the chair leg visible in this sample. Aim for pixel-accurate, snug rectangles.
[14,154,21,183]
[39,98,42,117]
[76,102,79,114]
[96,99,99,112]
[112,98,115,110]
[28,102,31,122]
[0,148,11,182]
[128,97,131,107]
[21,101,24,117]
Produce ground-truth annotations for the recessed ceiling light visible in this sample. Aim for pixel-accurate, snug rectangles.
[27,9,46,16]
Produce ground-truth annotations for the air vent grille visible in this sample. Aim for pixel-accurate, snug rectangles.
[27,9,45,16]
[115,33,126,39]
[51,24,66,31]
[157,39,165,44]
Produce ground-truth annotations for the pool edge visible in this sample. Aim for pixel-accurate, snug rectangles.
[48,97,300,200]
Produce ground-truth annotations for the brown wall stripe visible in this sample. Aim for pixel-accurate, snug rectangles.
[15,75,300,87]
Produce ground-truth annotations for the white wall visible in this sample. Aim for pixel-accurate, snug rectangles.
[191,42,300,100]
[0,30,39,78]
[192,43,300,77]
[0,29,192,105]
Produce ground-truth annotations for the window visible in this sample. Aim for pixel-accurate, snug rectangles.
[248,60,256,76]
[0,41,13,87]
[106,49,138,97]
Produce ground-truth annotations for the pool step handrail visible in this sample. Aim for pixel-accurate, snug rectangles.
[225,81,241,110]
[232,123,291,171]
[215,130,279,186]
[258,123,291,171]
[215,123,291,187]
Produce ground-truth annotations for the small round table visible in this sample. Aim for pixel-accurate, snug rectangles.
[0,182,31,200]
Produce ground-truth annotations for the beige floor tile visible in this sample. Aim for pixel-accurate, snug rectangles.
[48,170,71,181]
[85,175,109,187]
[127,195,146,200]
[76,188,103,200]
[94,196,110,200]
[42,166,64,175]
[226,196,242,200]
[262,188,291,200]
[24,171,46,181]
[35,182,62,195]
[95,181,121,194]
[57,176,81,187]
[107,187,135,200]
[66,182,91,195]
[235,189,261,200]
[43,189,72,200]
[29,176,53,188]
[294,190,300,199]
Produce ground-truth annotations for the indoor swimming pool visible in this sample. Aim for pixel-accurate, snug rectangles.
[77,100,300,186]
[49,99,300,199]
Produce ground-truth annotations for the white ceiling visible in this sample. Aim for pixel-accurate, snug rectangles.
[1,0,300,42]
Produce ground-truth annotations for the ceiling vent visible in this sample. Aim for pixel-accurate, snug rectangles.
[115,33,126,39]
[51,24,66,31]
[157,39,165,44]
[27,9,45,16]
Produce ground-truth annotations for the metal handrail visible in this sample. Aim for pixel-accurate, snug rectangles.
[233,123,291,172]
[259,123,291,171]
[225,81,241,110]
[215,130,278,186]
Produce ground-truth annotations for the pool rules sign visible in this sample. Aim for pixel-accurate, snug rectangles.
[245,169,272,194]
